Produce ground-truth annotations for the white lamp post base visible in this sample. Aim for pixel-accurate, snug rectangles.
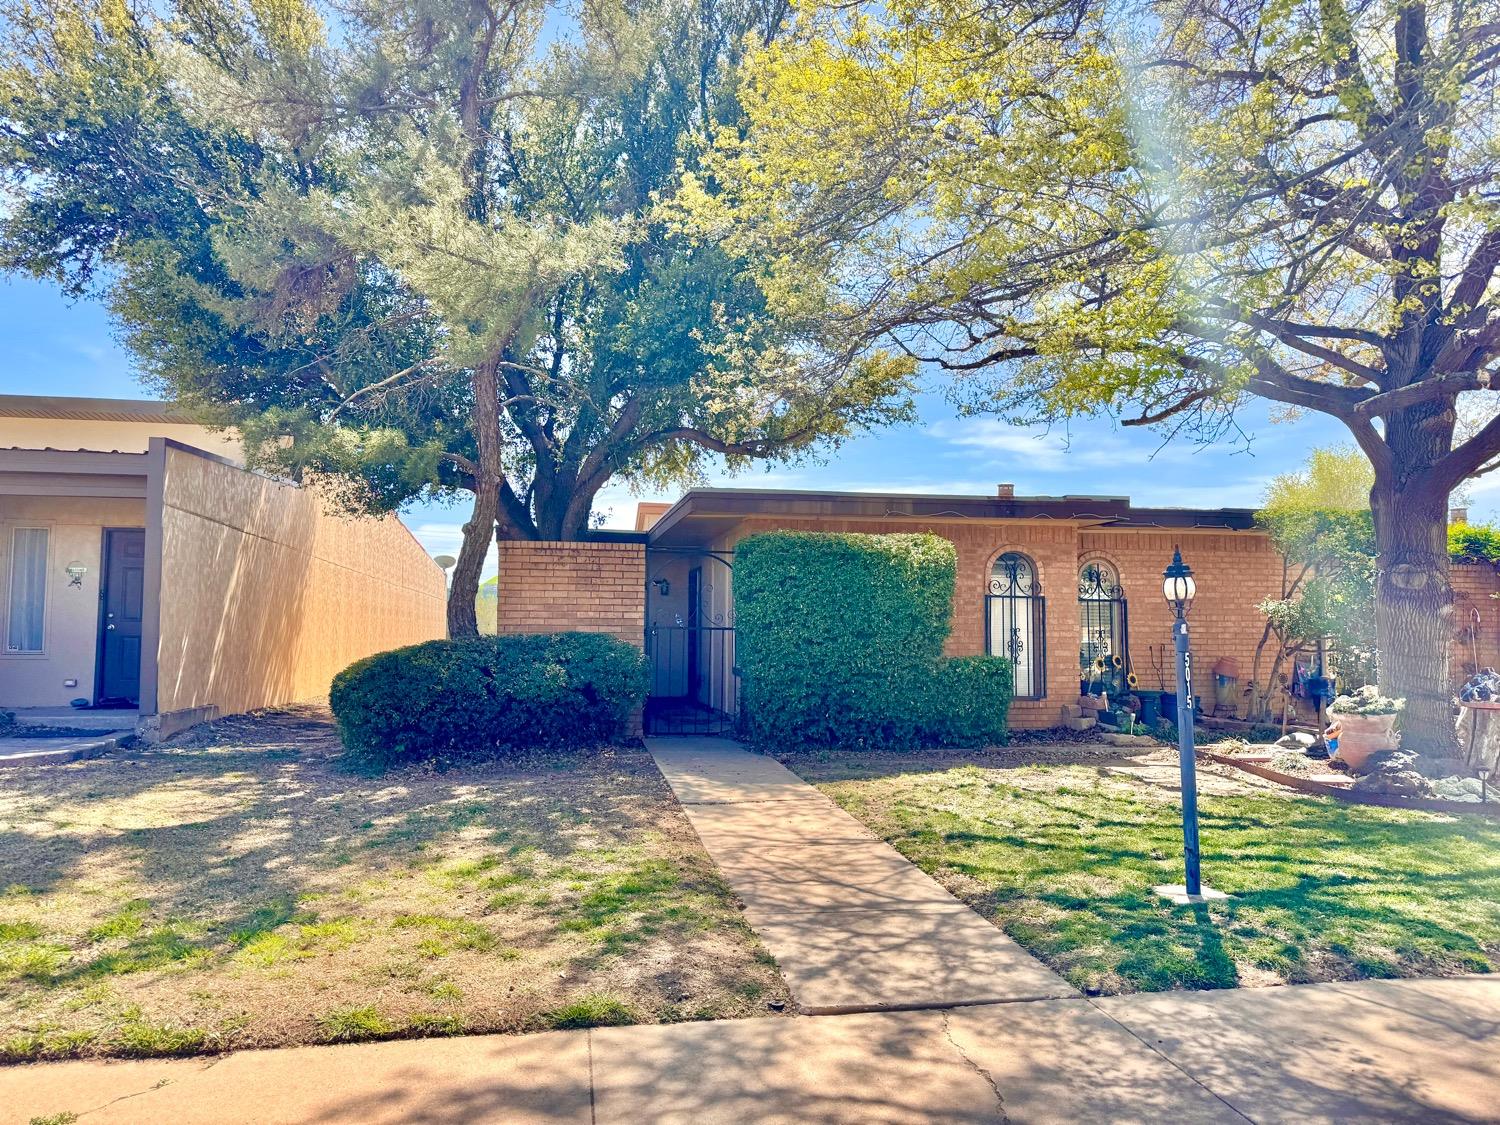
[1152,884,1232,905]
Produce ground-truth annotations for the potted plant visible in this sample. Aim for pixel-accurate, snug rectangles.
[1327,686,1404,770]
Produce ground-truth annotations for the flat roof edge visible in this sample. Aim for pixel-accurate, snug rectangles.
[0,394,203,424]
[646,487,1261,542]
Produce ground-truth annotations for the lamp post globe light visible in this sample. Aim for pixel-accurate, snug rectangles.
[1155,548,1229,904]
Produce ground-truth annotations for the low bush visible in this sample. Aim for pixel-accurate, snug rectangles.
[329,632,649,770]
[925,656,1013,747]
[735,531,1011,749]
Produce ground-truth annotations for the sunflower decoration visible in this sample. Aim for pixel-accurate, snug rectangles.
[1127,671,1140,688]
[1110,654,1124,669]
[1093,657,1107,672]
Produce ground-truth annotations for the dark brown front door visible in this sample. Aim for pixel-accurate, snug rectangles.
[98,528,146,706]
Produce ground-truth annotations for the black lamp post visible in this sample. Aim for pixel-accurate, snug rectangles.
[1162,547,1203,898]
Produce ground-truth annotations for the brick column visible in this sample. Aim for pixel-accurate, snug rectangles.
[496,541,647,645]
[496,540,648,737]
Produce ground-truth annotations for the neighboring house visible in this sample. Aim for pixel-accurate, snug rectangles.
[0,395,447,738]
[494,486,1289,734]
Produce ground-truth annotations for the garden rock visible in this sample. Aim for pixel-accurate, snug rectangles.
[1350,768,1434,799]
[1430,775,1484,802]
[1413,755,1473,779]
[1360,748,1419,774]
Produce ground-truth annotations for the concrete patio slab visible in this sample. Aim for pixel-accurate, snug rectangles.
[1094,975,1500,1124]
[0,734,119,767]
[590,1007,1002,1124]
[0,1028,594,1125]
[743,904,1079,1013]
[943,998,1242,1123]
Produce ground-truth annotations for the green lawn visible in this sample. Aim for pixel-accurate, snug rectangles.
[784,749,1500,994]
[0,708,788,1061]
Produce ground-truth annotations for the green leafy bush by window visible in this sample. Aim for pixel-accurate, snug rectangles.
[734,531,1010,749]
[1449,522,1500,564]
[329,633,648,770]
[925,656,1013,747]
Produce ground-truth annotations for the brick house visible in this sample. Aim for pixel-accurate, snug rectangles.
[497,485,1291,734]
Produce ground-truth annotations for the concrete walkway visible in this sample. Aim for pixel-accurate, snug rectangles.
[3,977,1496,1123]
[646,737,1076,1013]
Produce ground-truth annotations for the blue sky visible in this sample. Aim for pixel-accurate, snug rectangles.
[6,275,1494,577]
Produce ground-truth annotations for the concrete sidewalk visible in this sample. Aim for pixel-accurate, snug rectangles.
[647,737,1076,1012]
[3,977,1496,1123]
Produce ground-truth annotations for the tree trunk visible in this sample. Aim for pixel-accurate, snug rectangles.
[1371,451,1458,757]
[448,361,504,637]
[531,464,603,541]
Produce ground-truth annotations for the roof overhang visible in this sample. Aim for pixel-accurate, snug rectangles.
[0,447,150,498]
[645,487,1259,547]
[0,394,201,425]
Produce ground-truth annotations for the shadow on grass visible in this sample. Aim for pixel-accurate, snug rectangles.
[786,748,1500,993]
[1,708,786,1058]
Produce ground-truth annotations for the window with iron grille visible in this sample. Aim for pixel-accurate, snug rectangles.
[986,552,1046,698]
[1079,559,1128,696]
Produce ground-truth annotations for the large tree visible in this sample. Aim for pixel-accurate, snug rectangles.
[691,0,1500,753]
[0,0,915,636]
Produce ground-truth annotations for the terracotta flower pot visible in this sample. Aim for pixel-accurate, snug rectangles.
[1333,712,1399,770]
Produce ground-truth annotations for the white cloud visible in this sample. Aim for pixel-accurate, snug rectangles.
[930,418,1201,471]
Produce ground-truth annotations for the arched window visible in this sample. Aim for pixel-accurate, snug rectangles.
[986,552,1046,698]
[1079,560,1129,695]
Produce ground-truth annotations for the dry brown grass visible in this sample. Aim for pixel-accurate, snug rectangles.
[0,706,788,1060]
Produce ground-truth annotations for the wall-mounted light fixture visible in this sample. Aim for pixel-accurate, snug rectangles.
[64,561,88,588]
[652,578,671,597]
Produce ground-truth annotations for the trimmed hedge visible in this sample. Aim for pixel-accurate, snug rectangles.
[925,656,1013,748]
[329,632,649,770]
[734,531,1011,749]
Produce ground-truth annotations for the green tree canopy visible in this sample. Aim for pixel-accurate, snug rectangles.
[1,0,916,634]
[691,0,1500,752]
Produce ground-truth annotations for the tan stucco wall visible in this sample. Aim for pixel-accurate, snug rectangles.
[0,496,146,707]
[0,417,242,463]
[152,444,446,718]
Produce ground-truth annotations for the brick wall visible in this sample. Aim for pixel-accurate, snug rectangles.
[496,540,646,647]
[1451,561,1500,683]
[1079,528,1284,713]
[725,517,1283,729]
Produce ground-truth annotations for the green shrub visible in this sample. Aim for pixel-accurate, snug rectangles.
[735,531,955,748]
[735,531,1011,749]
[925,656,1012,747]
[329,632,649,770]
[1449,522,1500,564]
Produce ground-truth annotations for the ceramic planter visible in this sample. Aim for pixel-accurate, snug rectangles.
[1332,711,1399,770]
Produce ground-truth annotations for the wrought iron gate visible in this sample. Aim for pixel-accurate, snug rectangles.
[1079,560,1129,696]
[644,552,738,736]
